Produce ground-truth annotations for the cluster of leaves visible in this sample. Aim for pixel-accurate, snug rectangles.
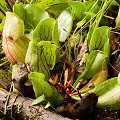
[1,0,120,112]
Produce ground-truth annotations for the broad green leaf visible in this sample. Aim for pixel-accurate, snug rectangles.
[29,72,52,98]
[29,72,64,107]
[73,50,105,87]
[46,86,64,106]
[68,1,86,20]
[26,41,56,81]
[91,77,120,110]
[77,59,108,94]
[33,18,55,44]
[58,8,73,41]
[32,94,45,105]
[89,26,111,52]
[0,70,12,88]
[38,41,56,70]
[35,0,68,9]
[24,4,49,30]
[2,12,30,64]
[13,3,25,21]
[25,41,38,72]
[85,1,99,14]
[46,3,69,15]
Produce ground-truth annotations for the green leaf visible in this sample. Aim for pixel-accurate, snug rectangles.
[104,40,110,58]
[58,7,73,41]
[29,72,64,107]
[26,41,56,81]
[68,1,86,20]
[46,3,69,15]
[38,41,56,71]
[25,41,38,72]
[73,50,105,87]
[35,0,68,9]
[77,20,86,27]
[24,4,49,30]
[89,26,111,52]
[33,18,55,44]
[0,70,12,88]
[29,72,53,98]
[13,3,25,21]
[53,20,60,48]
[91,77,120,110]
[52,20,60,62]
[46,86,64,106]
[111,49,119,55]
[85,1,99,14]
[45,102,55,110]
[32,94,45,105]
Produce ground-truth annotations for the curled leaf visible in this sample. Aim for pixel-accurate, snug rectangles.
[2,12,30,64]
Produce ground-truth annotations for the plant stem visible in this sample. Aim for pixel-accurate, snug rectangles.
[73,0,113,37]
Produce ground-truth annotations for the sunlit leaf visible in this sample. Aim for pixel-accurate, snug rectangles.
[24,4,49,30]
[29,72,64,107]
[13,2,25,21]
[32,94,45,105]
[29,72,53,98]
[26,41,56,81]
[91,77,120,110]
[68,1,86,20]
[73,50,105,87]
[35,0,68,9]
[33,18,55,44]
[89,26,111,53]
[58,8,73,41]
[46,86,64,106]
[85,1,99,14]
[46,3,69,15]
